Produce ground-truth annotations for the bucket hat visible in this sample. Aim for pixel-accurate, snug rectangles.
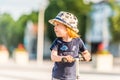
[48,11,79,33]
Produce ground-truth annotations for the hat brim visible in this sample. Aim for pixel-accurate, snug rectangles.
[48,19,79,33]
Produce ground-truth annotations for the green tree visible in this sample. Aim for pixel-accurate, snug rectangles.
[109,0,120,56]
[109,0,120,42]
[0,11,38,54]
[16,11,38,44]
[0,13,16,50]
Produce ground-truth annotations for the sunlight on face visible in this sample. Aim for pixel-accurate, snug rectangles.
[53,21,68,37]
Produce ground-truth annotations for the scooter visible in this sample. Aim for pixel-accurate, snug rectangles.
[62,54,92,80]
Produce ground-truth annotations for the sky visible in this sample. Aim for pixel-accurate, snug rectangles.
[0,0,109,21]
[0,0,49,20]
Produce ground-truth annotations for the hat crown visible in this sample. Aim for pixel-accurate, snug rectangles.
[49,11,79,33]
[55,11,79,33]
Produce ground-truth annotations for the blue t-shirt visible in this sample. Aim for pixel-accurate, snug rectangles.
[50,37,87,80]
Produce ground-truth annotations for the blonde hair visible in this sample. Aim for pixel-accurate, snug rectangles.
[66,27,80,38]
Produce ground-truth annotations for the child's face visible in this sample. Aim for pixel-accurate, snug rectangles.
[53,21,68,37]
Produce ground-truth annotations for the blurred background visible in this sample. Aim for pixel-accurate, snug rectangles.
[0,0,120,80]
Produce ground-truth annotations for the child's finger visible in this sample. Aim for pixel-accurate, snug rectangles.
[66,55,74,63]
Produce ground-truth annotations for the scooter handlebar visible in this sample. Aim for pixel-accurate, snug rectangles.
[62,57,92,63]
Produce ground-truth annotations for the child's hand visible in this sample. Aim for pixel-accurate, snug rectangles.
[65,55,74,63]
[82,50,91,62]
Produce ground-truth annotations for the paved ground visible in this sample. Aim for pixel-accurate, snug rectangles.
[0,58,119,80]
[0,60,52,80]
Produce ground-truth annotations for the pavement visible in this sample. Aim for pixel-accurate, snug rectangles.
[0,57,119,80]
[0,60,52,80]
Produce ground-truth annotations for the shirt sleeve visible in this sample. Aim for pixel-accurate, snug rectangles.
[50,38,58,51]
[79,38,87,52]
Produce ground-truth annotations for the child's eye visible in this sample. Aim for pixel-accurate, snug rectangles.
[54,23,59,26]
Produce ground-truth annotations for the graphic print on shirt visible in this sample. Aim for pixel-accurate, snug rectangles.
[72,46,76,51]
[60,44,68,51]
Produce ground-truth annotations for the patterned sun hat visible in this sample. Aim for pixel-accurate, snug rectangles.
[48,11,79,33]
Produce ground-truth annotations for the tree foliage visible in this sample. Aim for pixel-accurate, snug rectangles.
[15,11,38,44]
[0,11,38,53]
[0,13,16,50]
[109,0,120,42]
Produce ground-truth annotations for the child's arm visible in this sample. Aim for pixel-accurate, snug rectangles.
[81,50,91,62]
[51,50,74,63]
[51,50,63,62]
